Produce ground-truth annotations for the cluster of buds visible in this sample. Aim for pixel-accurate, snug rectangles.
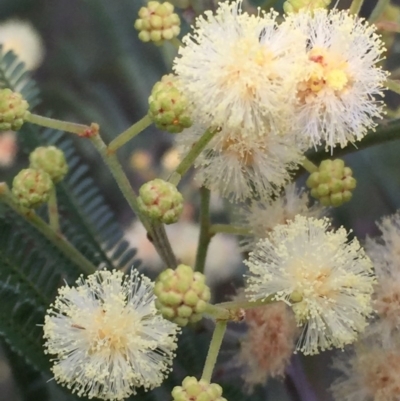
[11,146,68,209]
[138,178,183,224]
[306,159,356,207]
[148,74,192,134]
[172,377,226,401]
[134,1,180,45]
[154,264,211,326]
[0,88,29,132]
[283,0,331,13]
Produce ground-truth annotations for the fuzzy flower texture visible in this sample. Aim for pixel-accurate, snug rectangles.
[244,216,375,355]
[43,270,180,400]
[174,1,387,202]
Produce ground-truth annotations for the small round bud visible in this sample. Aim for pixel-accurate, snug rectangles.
[138,178,184,224]
[172,377,226,401]
[154,264,211,326]
[12,168,53,208]
[134,1,181,45]
[149,74,192,133]
[306,158,356,207]
[283,0,331,13]
[0,89,29,132]
[29,146,68,183]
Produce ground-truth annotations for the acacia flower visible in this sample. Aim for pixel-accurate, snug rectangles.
[331,340,400,401]
[173,0,306,134]
[43,269,180,400]
[237,183,327,251]
[365,211,400,346]
[238,302,298,390]
[244,215,375,355]
[285,9,388,149]
[176,125,303,202]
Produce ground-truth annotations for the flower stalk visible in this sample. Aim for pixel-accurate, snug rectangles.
[369,0,390,23]
[48,186,60,234]
[107,114,152,153]
[201,320,227,383]
[168,129,217,186]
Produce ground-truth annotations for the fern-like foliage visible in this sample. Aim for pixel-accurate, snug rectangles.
[0,44,140,398]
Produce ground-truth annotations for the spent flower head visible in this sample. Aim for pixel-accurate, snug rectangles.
[331,339,400,401]
[43,269,180,400]
[238,302,298,390]
[244,215,375,355]
[285,9,388,150]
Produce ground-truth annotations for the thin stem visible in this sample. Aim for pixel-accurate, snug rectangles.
[149,223,177,268]
[201,321,227,383]
[170,37,183,49]
[349,0,364,15]
[25,113,90,136]
[107,114,152,153]
[90,132,177,267]
[48,186,60,234]
[386,79,400,95]
[369,0,390,23]
[209,224,251,236]
[194,187,211,274]
[0,184,96,275]
[168,129,217,186]
[302,157,319,174]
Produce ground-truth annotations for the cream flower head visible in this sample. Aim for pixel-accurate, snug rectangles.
[285,9,388,149]
[331,339,400,401]
[237,183,327,251]
[0,19,44,70]
[43,269,180,400]
[244,215,375,355]
[173,0,306,134]
[176,125,303,202]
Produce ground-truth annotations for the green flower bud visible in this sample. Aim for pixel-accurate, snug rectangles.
[306,158,357,207]
[154,264,211,326]
[12,168,53,208]
[283,0,331,13]
[149,74,192,133]
[172,377,226,401]
[138,178,184,224]
[0,89,29,132]
[29,146,69,183]
[134,1,180,45]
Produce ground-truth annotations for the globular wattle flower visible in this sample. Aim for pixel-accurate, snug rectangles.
[244,215,375,355]
[176,125,303,202]
[285,9,388,150]
[173,0,306,135]
[43,269,180,400]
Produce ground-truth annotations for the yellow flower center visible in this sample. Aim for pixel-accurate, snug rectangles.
[297,47,351,103]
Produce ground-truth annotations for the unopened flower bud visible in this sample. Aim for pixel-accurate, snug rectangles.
[154,264,211,326]
[172,377,226,401]
[149,74,192,133]
[138,178,183,224]
[134,1,180,45]
[283,0,331,13]
[0,89,29,132]
[306,159,356,207]
[29,146,68,183]
[12,168,53,208]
